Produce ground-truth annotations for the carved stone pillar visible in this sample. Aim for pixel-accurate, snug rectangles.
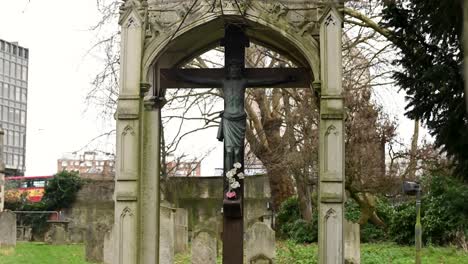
[140,93,165,264]
[318,7,345,264]
[114,4,144,264]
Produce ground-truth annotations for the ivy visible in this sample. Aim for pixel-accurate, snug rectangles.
[5,170,84,236]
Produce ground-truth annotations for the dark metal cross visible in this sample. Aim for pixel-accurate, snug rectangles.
[160,25,309,264]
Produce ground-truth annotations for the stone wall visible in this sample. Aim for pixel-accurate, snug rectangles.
[165,175,272,232]
[63,179,114,244]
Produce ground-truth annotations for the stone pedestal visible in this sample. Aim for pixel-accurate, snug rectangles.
[245,222,275,264]
[0,211,16,247]
[345,220,360,264]
[191,231,217,264]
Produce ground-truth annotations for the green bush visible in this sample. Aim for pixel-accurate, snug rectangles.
[276,197,318,243]
[388,173,468,246]
[345,197,390,243]
[5,171,84,235]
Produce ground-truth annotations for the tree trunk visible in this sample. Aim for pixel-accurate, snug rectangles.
[464,1,468,113]
[293,168,313,222]
[406,119,420,181]
[266,165,295,211]
[349,189,386,228]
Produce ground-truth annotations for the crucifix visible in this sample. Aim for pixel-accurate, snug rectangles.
[161,24,309,264]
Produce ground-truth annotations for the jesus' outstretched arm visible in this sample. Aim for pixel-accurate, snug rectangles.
[246,74,295,87]
[176,71,222,87]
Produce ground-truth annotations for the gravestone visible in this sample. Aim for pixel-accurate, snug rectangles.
[103,227,114,264]
[0,211,16,247]
[174,208,188,253]
[191,231,217,264]
[245,222,275,264]
[45,221,69,245]
[85,223,110,262]
[344,220,361,264]
[160,205,175,264]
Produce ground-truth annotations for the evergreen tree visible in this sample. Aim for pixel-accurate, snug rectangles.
[382,0,468,180]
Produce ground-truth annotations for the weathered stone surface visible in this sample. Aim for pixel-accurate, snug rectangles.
[64,179,114,244]
[0,211,16,247]
[191,231,217,264]
[245,222,275,264]
[85,223,111,262]
[45,221,69,245]
[103,226,114,264]
[345,220,361,264]
[160,205,175,264]
[0,173,4,212]
[166,175,271,232]
[16,226,32,241]
[174,208,188,253]
[113,1,343,263]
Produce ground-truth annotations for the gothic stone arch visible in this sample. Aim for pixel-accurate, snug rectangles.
[114,1,344,263]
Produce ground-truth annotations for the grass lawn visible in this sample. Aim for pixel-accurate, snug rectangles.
[1,241,467,263]
[275,241,468,264]
[0,242,91,264]
[175,241,468,264]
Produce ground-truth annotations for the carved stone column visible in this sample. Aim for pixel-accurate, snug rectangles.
[318,7,345,264]
[140,93,165,264]
[114,3,145,264]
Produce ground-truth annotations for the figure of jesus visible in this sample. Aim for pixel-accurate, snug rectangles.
[177,58,293,174]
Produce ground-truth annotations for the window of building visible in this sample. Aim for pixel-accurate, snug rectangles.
[2,106,7,121]
[9,85,14,100]
[15,88,20,101]
[8,108,14,123]
[21,88,26,102]
[19,133,23,148]
[6,43,10,53]
[21,66,27,81]
[12,46,17,56]
[14,131,19,146]
[4,61,9,75]
[10,62,15,78]
[0,41,4,51]
[18,48,23,58]
[24,50,28,59]
[0,59,3,74]
[14,109,19,123]
[3,83,8,98]
[20,111,25,125]
[15,64,20,80]
[7,131,12,146]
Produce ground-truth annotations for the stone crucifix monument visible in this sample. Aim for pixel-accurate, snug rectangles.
[171,25,302,263]
[113,1,344,263]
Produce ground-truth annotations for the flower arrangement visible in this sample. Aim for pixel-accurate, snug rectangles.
[225,162,245,199]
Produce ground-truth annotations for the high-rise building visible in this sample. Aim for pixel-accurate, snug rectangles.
[0,39,28,175]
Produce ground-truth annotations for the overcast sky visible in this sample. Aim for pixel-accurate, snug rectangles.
[0,1,113,175]
[0,0,427,176]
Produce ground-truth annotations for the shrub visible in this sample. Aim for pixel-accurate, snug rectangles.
[388,173,468,247]
[5,170,84,236]
[276,197,318,243]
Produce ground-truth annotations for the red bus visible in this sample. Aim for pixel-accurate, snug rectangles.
[5,175,54,202]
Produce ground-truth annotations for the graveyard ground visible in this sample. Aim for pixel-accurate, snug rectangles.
[1,241,467,264]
